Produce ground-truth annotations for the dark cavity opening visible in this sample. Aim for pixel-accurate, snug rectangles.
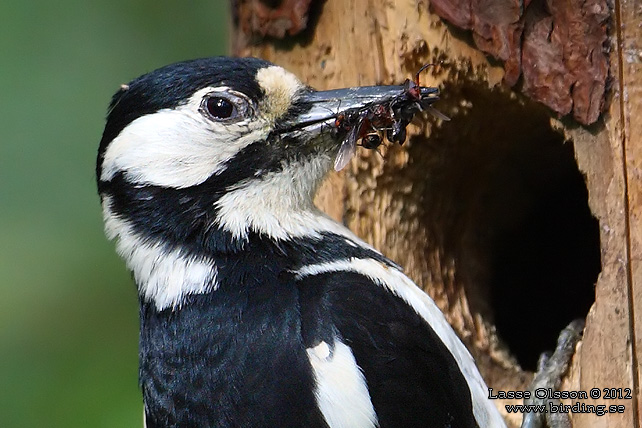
[486,133,600,371]
[411,82,601,371]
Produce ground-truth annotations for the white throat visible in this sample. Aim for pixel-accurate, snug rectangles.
[214,153,357,242]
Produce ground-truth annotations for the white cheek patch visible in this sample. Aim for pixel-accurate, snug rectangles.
[256,66,304,121]
[101,88,269,189]
[103,197,218,310]
[296,258,506,428]
[307,340,378,428]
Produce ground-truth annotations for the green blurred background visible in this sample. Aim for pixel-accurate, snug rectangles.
[1,1,229,426]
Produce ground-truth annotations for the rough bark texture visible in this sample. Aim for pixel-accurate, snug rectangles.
[234,0,314,38]
[429,0,610,125]
[232,1,639,427]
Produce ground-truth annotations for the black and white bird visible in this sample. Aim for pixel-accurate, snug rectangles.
[97,57,506,428]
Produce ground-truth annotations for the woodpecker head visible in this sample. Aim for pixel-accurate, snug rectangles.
[97,57,438,308]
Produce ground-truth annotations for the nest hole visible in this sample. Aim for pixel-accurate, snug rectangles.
[409,82,601,372]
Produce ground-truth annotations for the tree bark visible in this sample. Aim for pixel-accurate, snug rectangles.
[232,1,640,426]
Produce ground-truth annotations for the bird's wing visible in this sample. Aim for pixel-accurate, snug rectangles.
[295,257,506,428]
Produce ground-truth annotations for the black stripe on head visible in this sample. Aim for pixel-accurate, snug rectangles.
[99,130,294,254]
[97,57,274,181]
[103,165,396,263]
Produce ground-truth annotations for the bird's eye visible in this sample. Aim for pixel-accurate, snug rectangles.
[200,91,252,122]
[205,96,236,120]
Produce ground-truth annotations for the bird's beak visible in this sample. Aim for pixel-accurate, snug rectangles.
[273,83,444,171]
[280,85,440,132]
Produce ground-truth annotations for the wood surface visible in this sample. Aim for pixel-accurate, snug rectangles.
[232,1,641,426]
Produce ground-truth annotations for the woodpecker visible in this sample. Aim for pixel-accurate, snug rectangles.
[97,57,506,428]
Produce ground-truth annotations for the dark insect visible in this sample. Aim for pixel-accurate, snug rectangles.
[386,121,406,145]
[398,63,451,124]
[361,133,382,150]
[404,63,434,100]
[333,64,449,171]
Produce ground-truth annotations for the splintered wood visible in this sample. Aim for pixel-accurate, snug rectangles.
[232,1,639,427]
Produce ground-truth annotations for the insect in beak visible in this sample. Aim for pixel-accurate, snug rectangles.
[279,65,448,171]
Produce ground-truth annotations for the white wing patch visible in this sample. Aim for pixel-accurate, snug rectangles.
[307,340,378,428]
[297,258,506,428]
[103,197,218,310]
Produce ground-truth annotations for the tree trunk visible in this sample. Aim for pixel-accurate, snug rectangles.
[232,1,640,427]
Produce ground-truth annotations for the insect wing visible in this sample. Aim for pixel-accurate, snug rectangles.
[425,105,450,121]
[334,118,364,172]
[334,135,357,171]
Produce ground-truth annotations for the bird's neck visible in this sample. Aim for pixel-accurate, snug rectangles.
[213,153,335,242]
[101,152,371,310]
